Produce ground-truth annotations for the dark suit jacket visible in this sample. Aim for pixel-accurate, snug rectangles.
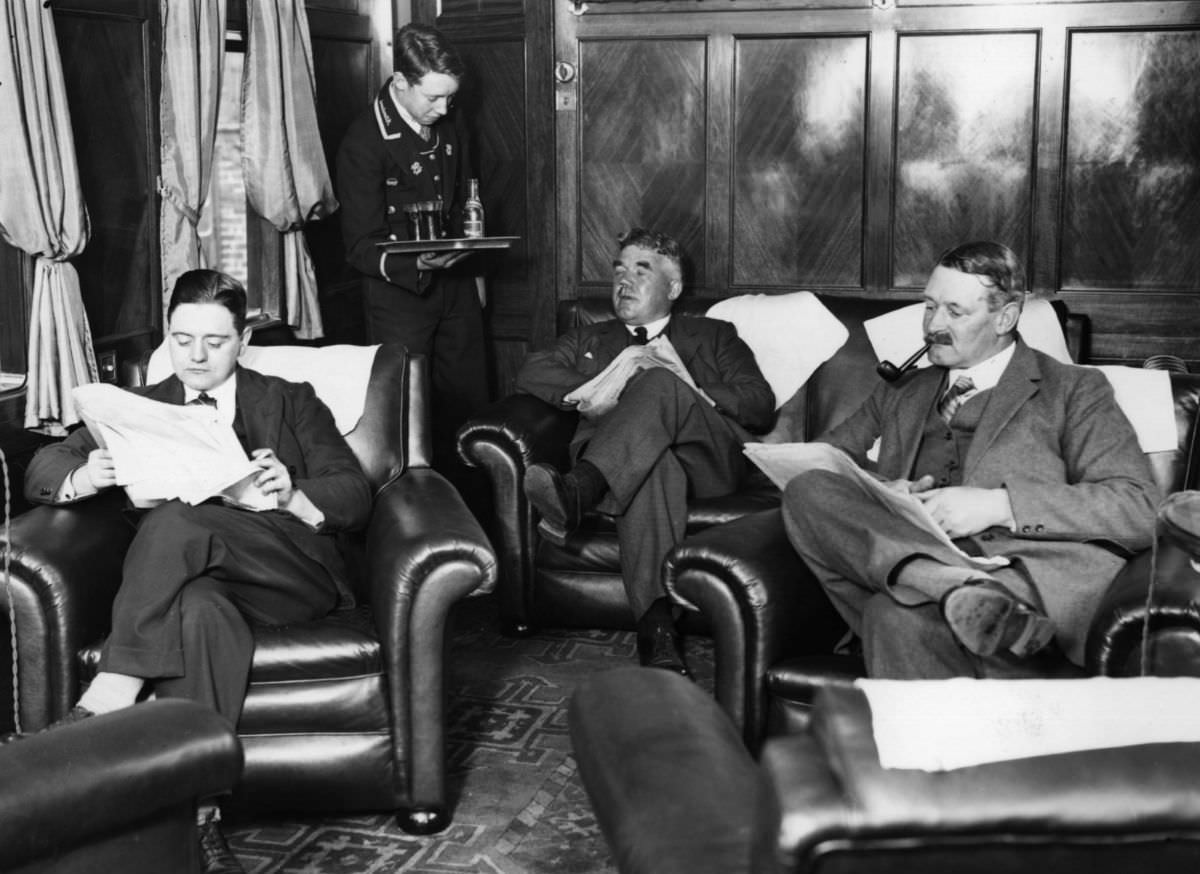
[515,313,776,447]
[336,81,472,297]
[820,340,1160,662]
[24,367,373,595]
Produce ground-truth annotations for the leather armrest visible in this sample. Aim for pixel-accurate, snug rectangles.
[0,699,242,868]
[455,394,578,627]
[665,509,847,748]
[2,491,133,729]
[768,684,1200,869]
[1087,546,1200,676]
[456,393,578,472]
[366,466,497,808]
[570,667,779,874]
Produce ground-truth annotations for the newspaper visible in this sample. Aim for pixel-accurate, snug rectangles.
[72,383,277,511]
[564,336,714,418]
[743,441,1008,570]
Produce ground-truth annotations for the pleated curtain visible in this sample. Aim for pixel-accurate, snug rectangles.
[0,0,96,435]
[158,0,226,309]
[242,0,337,340]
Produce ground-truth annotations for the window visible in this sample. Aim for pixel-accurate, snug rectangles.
[197,32,280,326]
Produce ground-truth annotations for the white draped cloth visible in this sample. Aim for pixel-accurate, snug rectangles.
[158,0,226,308]
[0,0,96,435]
[242,0,338,339]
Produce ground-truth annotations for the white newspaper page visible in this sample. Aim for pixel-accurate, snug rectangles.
[743,441,1008,570]
[564,336,715,418]
[72,383,277,511]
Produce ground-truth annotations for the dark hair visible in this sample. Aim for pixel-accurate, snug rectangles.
[167,269,248,333]
[394,23,465,85]
[936,241,1024,310]
[617,227,683,279]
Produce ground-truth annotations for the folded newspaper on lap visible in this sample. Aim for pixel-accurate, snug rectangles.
[72,383,277,511]
[743,441,1008,570]
[564,337,714,418]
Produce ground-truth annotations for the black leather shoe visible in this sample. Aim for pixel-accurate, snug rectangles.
[636,619,691,678]
[524,462,583,546]
[199,811,245,874]
[942,580,1055,658]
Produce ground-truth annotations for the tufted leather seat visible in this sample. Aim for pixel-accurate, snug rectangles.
[1,344,497,833]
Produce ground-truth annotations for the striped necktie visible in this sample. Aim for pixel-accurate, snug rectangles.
[937,376,975,424]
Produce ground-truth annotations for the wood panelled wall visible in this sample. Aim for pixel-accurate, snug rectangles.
[426,0,1200,393]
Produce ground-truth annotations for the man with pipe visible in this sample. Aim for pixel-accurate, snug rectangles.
[782,241,1159,679]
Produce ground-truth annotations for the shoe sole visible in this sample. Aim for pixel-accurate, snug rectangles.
[943,586,1055,658]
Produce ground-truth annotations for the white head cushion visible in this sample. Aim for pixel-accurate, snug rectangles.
[706,291,849,410]
[147,342,381,434]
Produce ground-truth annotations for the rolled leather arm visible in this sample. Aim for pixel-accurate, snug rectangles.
[570,667,779,874]
[665,508,847,748]
[769,685,1200,871]
[0,698,243,868]
[455,394,578,628]
[1,491,133,729]
[1087,546,1200,676]
[366,466,497,808]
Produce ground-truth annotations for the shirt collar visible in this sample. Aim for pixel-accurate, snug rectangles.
[627,314,672,341]
[390,79,430,139]
[947,341,1016,394]
[183,372,237,426]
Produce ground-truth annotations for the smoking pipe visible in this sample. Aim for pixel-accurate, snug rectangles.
[876,341,932,382]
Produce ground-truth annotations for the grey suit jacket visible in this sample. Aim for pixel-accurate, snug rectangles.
[820,340,1161,662]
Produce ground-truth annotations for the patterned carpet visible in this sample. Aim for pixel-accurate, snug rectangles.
[225,594,715,873]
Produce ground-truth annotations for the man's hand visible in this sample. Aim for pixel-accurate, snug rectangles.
[879,473,936,496]
[913,486,1015,539]
[251,448,294,507]
[416,250,471,271]
[84,449,117,490]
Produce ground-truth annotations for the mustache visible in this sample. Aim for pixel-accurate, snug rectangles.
[925,332,953,346]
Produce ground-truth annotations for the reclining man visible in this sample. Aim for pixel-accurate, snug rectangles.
[23,269,372,874]
[782,241,1160,679]
[517,227,774,675]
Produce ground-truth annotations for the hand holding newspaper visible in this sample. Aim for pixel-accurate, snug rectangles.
[564,336,715,418]
[72,383,278,511]
[743,441,1008,570]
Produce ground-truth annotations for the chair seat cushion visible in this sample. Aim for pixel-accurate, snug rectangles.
[250,605,381,683]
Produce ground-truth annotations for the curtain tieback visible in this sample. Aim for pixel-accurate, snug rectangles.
[156,176,201,225]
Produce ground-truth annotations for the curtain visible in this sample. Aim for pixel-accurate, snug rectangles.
[242,0,338,340]
[158,0,226,309]
[0,0,96,435]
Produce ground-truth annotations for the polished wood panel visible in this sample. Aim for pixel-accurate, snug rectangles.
[1062,28,1200,292]
[577,38,708,285]
[55,8,159,344]
[732,35,867,287]
[309,8,380,344]
[892,32,1038,289]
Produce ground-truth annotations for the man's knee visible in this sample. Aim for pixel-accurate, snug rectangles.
[623,366,688,405]
[782,470,845,530]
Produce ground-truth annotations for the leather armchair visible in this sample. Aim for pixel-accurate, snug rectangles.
[665,341,1200,747]
[571,667,1200,874]
[1,699,242,874]
[0,345,497,833]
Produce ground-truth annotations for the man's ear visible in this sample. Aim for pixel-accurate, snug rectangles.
[996,301,1021,335]
[668,279,683,301]
[239,327,253,356]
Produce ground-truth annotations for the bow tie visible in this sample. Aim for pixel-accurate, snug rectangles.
[188,392,217,408]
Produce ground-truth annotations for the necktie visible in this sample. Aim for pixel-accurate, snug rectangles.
[188,392,217,408]
[937,376,975,424]
[632,326,649,345]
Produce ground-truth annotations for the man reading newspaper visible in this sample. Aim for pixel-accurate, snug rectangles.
[22,269,371,874]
